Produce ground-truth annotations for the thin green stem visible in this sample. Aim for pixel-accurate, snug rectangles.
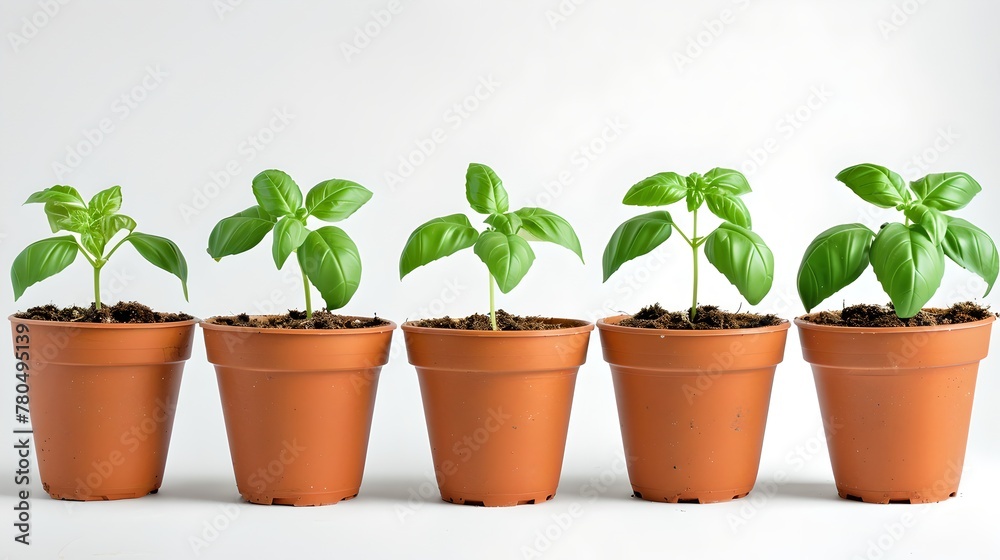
[690,207,699,321]
[94,265,102,310]
[300,262,313,319]
[489,269,498,331]
[104,234,131,261]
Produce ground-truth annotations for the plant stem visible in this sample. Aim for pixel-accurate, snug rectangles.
[300,262,313,319]
[690,207,699,321]
[489,269,498,331]
[93,265,102,310]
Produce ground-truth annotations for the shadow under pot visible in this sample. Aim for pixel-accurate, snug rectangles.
[402,319,593,507]
[201,318,395,506]
[597,316,790,504]
[9,316,197,501]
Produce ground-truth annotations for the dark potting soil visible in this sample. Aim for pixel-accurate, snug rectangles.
[618,304,785,330]
[800,302,994,327]
[209,309,389,330]
[412,309,568,331]
[13,302,193,324]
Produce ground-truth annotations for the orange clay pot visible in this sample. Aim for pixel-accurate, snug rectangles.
[8,316,196,501]
[401,319,593,506]
[597,316,789,503]
[201,318,395,506]
[795,316,995,504]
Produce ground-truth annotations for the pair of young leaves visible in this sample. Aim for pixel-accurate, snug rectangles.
[798,164,998,318]
[602,168,774,305]
[399,163,584,292]
[207,170,373,310]
[11,185,188,301]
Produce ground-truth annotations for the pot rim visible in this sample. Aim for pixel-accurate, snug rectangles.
[596,314,790,336]
[200,315,397,334]
[401,317,593,337]
[793,314,996,334]
[8,315,200,329]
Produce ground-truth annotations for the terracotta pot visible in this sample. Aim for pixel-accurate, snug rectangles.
[8,316,196,501]
[597,316,789,503]
[796,316,995,504]
[201,318,395,506]
[402,319,593,506]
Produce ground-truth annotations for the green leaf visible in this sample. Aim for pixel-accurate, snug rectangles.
[58,209,92,234]
[622,172,687,206]
[942,217,999,296]
[80,229,106,259]
[100,214,137,239]
[797,223,875,312]
[512,207,584,262]
[474,230,535,293]
[207,206,276,260]
[272,217,309,269]
[24,186,87,208]
[305,179,373,222]
[484,212,523,235]
[911,172,982,211]
[11,236,79,300]
[602,211,673,282]
[869,223,944,318]
[87,186,122,218]
[835,164,907,208]
[466,163,509,214]
[686,188,705,212]
[43,202,72,233]
[297,226,362,310]
[252,169,303,217]
[399,214,480,278]
[705,192,752,228]
[703,222,774,305]
[127,233,189,300]
[704,167,751,195]
[904,203,948,245]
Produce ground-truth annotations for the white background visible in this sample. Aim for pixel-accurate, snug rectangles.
[2,1,1000,558]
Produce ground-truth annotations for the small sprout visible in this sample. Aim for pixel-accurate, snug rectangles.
[12,185,189,308]
[399,163,584,330]
[207,169,373,319]
[797,164,997,318]
[602,168,773,320]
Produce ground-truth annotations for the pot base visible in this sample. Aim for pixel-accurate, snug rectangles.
[837,487,958,505]
[242,489,360,507]
[441,490,556,507]
[631,486,750,504]
[43,484,159,501]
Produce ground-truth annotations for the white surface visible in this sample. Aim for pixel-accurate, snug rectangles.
[2,1,1000,558]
